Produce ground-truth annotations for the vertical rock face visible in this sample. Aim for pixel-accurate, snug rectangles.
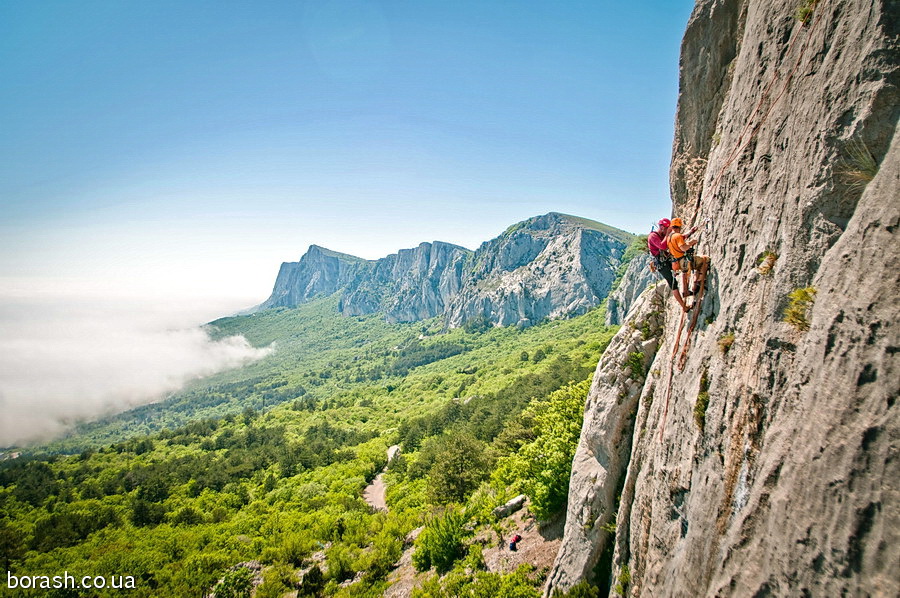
[544,284,667,595]
[257,245,367,310]
[256,213,635,328]
[339,241,472,323]
[605,254,657,326]
[550,1,899,596]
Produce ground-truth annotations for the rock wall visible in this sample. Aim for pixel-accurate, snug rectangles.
[549,0,899,596]
[544,283,667,593]
[444,214,630,328]
[339,241,471,323]
[257,245,367,310]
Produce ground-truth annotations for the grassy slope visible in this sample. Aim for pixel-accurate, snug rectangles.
[552,212,636,244]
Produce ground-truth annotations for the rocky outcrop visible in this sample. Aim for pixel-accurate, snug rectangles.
[257,245,367,310]
[549,1,899,596]
[545,284,666,595]
[444,213,631,328]
[492,494,527,519]
[605,254,657,326]
[257,213,635,329]
[339,241,471,323]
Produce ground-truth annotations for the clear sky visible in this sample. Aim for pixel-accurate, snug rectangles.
[1,0,694,306]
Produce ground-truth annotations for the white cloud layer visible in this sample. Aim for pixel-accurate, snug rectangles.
[0,289,272,447]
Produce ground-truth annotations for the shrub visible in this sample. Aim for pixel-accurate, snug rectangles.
[694,370,710,431]
[756,250,777,275]
[413,565,540,598]
[298,565,324,597]
[784,286,817,332]
[255,565,296,598]
[171,505,204,526]
[625,352,645,381]
[795,0,820,23]
[215,566,255,598]
[839,137,878,195]
[694,392,710,431]
[412,507,468,574]
[613,564,631,596]
[717,333,735,355]
[462,542,486,571]
[324,543,358,582]
[554,580,601,597]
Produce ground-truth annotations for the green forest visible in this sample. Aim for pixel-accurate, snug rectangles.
[1,295,620,597]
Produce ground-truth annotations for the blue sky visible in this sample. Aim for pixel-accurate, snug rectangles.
[1,0,693,304]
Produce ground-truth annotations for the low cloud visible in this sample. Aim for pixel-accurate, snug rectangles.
[0,292,272,447]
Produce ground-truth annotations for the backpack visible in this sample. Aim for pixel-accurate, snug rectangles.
[649,229,671,269]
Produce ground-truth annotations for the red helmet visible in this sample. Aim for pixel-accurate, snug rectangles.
[658,218,671,228]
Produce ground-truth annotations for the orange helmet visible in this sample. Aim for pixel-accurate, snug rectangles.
[671,217,684,227]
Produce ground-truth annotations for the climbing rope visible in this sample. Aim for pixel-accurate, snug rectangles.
[677,260,710,370]
[659,1,829,440]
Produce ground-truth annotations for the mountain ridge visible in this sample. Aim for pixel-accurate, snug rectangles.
[257,212,639,328]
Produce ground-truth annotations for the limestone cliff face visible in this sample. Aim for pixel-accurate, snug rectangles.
[549,1,899,596]
[605,254,657,326]
[257,213,634,328]
[257,245,367,310]
[545,283,667,592]
[339,241,471,323]
[444,213,632,328]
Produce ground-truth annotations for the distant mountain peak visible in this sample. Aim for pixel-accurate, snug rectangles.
[509,212,635,243]
[303,245,369,262]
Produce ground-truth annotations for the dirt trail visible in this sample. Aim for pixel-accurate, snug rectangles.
[363,445,400,512]
[363,473,388,511]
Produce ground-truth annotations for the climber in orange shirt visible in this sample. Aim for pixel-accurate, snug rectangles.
[666,218,708,308]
